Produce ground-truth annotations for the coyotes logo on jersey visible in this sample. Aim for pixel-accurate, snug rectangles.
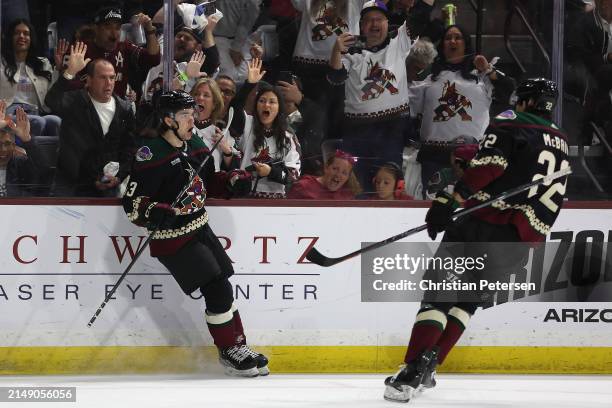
[251,147,272,164]
[361,60,399,101]
[178,171,206,215]
[312,1,348,41]
[433,80,473,122]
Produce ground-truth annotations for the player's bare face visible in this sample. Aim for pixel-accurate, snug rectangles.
[175,109,196,140]
[0,132,16,167]
[360,11,388,47]
[192,83,215,121]
[175,32,198,61]
[322,158,352,192]
[257,91,279,129]
[87,61,116,103]
[374,169,396,200]
[96,21,121,51]
[443,27,466,64]
[12,23,31,53]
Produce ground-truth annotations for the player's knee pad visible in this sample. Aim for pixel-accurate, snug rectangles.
[416,303,448,330]
[200,277,233,314]
[448,306,472,330]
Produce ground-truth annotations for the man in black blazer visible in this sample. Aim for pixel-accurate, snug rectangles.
[46,41,135,197]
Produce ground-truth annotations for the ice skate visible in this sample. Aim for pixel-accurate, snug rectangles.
[384,363,420,403]
[383,349,437,402]
[219,345,260,377]
[417,347,439,393]
[255,353,270,376]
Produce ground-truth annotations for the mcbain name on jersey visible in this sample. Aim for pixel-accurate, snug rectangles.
[542,132,569,155]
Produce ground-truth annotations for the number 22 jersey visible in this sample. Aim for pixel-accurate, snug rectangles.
[454,110,570,242]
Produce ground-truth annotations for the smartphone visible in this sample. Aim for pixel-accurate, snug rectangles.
[353,35,368,50]
[277,70,295,84]
[202,0,216,16]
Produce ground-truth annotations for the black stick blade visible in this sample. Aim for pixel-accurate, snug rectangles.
[305,247,337,267]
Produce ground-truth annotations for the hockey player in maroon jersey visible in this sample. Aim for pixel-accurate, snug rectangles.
[384,78,569,402]
[122,90,268,377]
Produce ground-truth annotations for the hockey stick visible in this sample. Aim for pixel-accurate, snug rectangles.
[306,166,572,267]
[87,108,234,328]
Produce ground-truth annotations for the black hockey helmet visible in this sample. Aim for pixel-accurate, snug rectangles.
[155,90,196,117]
[512,78,558,114]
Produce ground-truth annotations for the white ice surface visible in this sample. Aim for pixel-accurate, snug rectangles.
[1,373,612,408]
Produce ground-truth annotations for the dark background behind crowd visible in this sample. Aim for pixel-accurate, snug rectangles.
[0,0,609,200]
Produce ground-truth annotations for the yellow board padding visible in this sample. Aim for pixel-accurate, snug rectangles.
[1,346,611,375]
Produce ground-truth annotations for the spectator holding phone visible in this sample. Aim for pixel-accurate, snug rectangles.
[328,0,415,190]
[277,72,327,175]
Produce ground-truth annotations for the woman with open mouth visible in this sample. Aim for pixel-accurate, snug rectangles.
[190,77,240,172]
[288,149,361,199]
[408,24,515,198]
[237,58,301,199]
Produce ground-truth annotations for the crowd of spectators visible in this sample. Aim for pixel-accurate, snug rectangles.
[0,0,609,199]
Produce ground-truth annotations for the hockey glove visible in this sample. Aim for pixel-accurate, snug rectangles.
[146,202,178,229]
[425,191,460,240]
[227,169,253,197]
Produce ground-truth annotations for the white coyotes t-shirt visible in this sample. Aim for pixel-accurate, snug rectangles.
[342,22,414,119]
[292,0,364,65]
[409,70,493,142]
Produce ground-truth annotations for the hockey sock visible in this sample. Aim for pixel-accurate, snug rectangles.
[231,304,247,346]
[404,308,447,363]
[205,308,237,349]
[435,306,471,364]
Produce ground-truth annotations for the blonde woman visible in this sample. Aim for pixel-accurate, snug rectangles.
[190,77,239,171]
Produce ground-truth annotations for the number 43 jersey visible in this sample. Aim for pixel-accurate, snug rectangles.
[454,109,570,242]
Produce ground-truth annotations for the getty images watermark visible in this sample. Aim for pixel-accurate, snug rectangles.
[371,252,533,292]
[361,241,612,303]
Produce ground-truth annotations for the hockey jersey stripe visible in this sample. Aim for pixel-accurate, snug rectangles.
[466,191,551,236]
[461,156,507,196]
[491,122,568,141]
